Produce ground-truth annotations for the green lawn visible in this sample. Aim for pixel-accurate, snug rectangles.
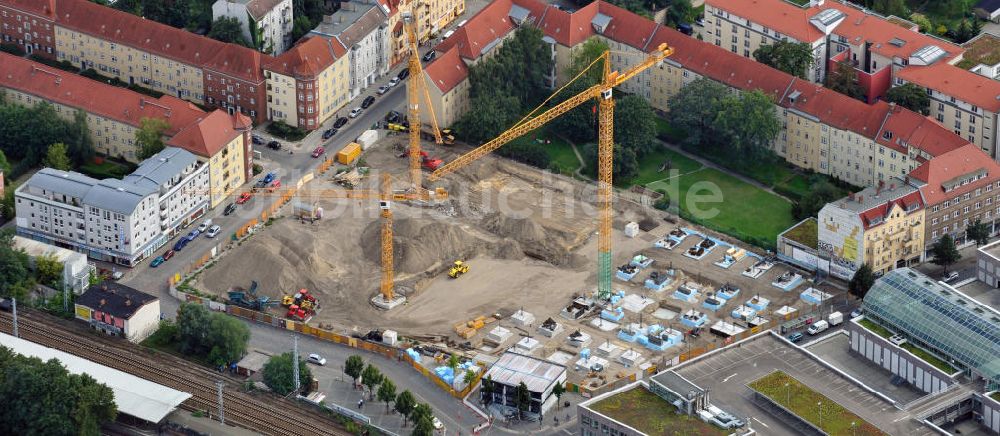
[633,147,703,186]
[590,386,728,435]
[78,159,135,179]
[858,318,893,338]
[991,392,1000,402]
[749,371,887,435]
[647,167,795,249]
[508,128,581,175]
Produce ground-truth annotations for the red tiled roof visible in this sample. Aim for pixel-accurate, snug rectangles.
[595,2,659,50]
[54,0,263,82]
[2,0,56,17]
[437,0,518,60]
[858,190,923,229]
[165,110,246,157]
[265,37,345,78]
[782,82,891,138]
[896,62,1000,112]
[908,144,1000,205]
[876,104,968,156]
[424,45,469,93]
[0,52,205,135]
[707,0,824,42]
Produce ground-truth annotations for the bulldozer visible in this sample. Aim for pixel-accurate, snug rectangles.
[448,260,469,279]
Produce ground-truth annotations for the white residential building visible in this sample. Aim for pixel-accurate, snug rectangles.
[310,1,391,99]
[212,0,294,54]
[12,236,96,295]
[15,148,210,266]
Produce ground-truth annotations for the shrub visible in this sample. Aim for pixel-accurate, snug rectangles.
[0,43,24,56]
[266,121,307,141]
[252,164,263,175]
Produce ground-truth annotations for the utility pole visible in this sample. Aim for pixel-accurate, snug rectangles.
[293,335,300,393]
[63,285,69,314]
[11,297,18,338]
[216,380,225,425]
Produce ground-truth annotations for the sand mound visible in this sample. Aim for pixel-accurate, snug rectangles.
[480,211,575,265]
[360,218,521,275]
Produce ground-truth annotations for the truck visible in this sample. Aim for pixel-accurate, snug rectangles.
[807,320,829,335]
[827,311,844,326]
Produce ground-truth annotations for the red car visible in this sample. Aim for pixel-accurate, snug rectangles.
[311,146,325,158]
[268,179,282,192]
[236,192,253,204]
[162,250,175,261]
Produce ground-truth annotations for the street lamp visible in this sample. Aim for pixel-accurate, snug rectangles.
[851,421,857,436]
[784,383,790,405]
[817,402,823,429]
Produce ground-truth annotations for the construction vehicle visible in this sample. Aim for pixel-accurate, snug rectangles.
[286,304,309,322]
[448,260,469,278]
[396,146,443,171]
[426,44,674,300]
[282,288,319,311]
[227,281,279,311]
[387,122,453,145]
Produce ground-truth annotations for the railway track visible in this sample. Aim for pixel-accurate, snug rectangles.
[0,310,350,436]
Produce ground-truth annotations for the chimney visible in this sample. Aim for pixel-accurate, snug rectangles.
[904,175,910,185]
[125,299,132,307]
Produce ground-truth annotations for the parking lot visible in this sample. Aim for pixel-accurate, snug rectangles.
[672,333,938,436]
[805,333,925,404]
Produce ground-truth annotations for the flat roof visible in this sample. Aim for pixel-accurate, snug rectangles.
[582,383,728,435]
[978,239,1000,262]
[0,333,190,423]
[484,351,565,393]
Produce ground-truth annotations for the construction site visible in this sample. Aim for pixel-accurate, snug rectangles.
[192,36,845,390]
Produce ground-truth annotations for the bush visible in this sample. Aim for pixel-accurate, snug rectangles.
[266,121,307,141]
[495,141,551,169]
[252,163,263,175]
[0,43,24,56]
[28,55,78,73]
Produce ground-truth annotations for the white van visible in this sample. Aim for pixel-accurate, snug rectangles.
[828,311,844,326]
[807,320,829,335]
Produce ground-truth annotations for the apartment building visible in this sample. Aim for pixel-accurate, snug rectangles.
[15,147,210,265]
[0,0,269,123]
[819,179,925,276]
[166,111,254,208]
[212,0,293,54]
[907,144,1000,250]
[702,0,962,102]
[0,53,206,162]
[309,1,391,100]
[421,45,469,127]
[263,36,350,129]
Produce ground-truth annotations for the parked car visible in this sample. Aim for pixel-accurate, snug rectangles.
[254,180,269,189]
[251,134,264,145]
[150,256,165,267]
[269,179,282,190]
[311,146,325,158]
[262,172,276,184]
[197,219,213,232]
[206,225,221,238]
[432,417,443,430]
[224,203,238,216]
[389,77,400,87]
[172,238,189,252]
[361,96,376,109]
[787,332,804,343]
[322,128,336,139]
[942,271,959,282]
[807,320,829,335]
[828,311,844,326]
[385,110,402,123]
[162,250,175,261]
[267,140,282,150]
[396,69,409,80]
[377,85,389,95]
[186,229,200,241]
[236,192,252,204]
[850,308,863,319]
[307,354,327,366]
[349,107,363,118]
[422,50,436,62]
[334,117,348,128]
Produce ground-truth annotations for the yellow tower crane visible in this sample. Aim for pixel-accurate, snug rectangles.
[401,9,447,192]
[427,44,674,299]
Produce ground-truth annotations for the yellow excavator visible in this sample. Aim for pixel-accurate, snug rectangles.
[448,260,469,279]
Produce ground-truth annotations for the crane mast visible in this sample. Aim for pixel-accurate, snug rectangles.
[427,43,674,300]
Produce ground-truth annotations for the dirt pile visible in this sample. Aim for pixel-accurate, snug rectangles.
[480,211,576,266]
[360,217,521,275]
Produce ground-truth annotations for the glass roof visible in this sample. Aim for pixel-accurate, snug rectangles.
[862,268,1000,384]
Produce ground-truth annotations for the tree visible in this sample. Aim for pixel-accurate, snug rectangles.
[714,90,781,158]
[966,219,991,246]
[291,16,314,43]
[930,234,961,273]
[480,375,494,405]
[0,345,117,435]
[395,390,416,425]
[666,78,731,147]
[848,263,875,299]
[377,379,397,413]
[663,0,694,27]
[614,95,657,157]
[0,149,9,175]
[412,415,435,436]
[175,303,212,356]
[43,143,73,171]
[66,110,95,167]
[34,253,63,288]
[361,364,383,399]
[447,354,460,371]
[208,17,251,47]
[463,369,477,386]
[909,13,932,33]
[792,178,842,219]
[886,83,931,115]
[135,117,170,160]
[0,102,91,170]
[825,61,865,101]
[0,234,30,299]
[453,88,521,144]
[410,403,434,428]
[174,303,249,365]
[515,381,531,420]
[569,37,610,84]
[551,38,609,144]
[582,142,639,183]
[753,41,813,79]
[345,355,365,386]
[261,352,312,396]
[552,381,566,409]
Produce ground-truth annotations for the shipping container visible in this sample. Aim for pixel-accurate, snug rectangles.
[337,142,362,165]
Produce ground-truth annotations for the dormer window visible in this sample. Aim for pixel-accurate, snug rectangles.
[883,131,892,140]
[592,13,611,34]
